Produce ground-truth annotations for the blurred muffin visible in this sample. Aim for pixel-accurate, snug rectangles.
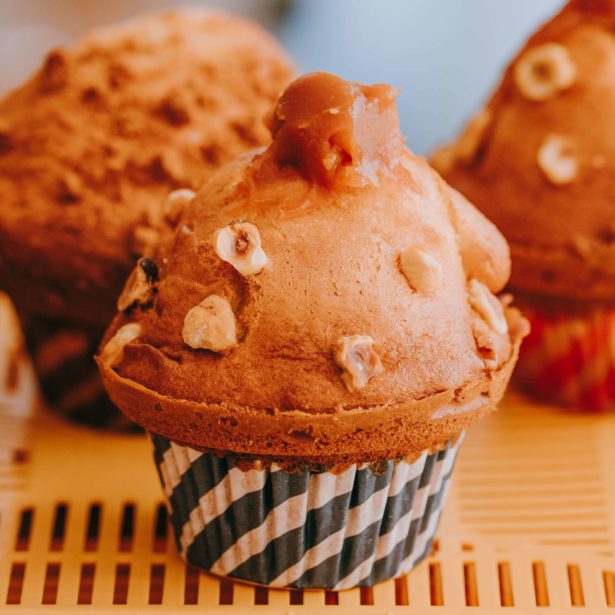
[97,72,527,588]
[0,9,294,426]
[0,292,37,431]
[434,0,615,410]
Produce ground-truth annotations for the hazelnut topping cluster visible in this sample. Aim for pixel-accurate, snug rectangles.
[433,41,579,188]
[101,73,518,399]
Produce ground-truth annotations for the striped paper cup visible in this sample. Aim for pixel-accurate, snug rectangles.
[514,304,615,411]
[151,433,462,589]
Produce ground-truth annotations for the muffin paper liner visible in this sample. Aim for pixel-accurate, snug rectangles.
[515,305,615,411]
[151,432,462,589]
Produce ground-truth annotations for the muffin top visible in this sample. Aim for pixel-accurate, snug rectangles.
[434,0,615,304]
[0,10,294,327]
[98,73,528,464]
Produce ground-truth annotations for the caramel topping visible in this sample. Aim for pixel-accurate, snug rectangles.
[262,72,403,188]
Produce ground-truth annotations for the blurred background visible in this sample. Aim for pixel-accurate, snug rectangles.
[0,0,564,154]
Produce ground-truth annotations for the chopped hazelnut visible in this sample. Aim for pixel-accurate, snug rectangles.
[334,335,384,392]
[182,295,237,352]
[117,257,159,312]
[211,221,267,276]
[163,188,196,226]
[514,43,576,101]
[537,134,578,185]
[455,108,491,164]
[100,323,142,368]
[399,246,443,294]
[472,316,511,369]
[468,279,508,335]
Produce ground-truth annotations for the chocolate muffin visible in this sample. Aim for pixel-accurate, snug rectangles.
[97,72,527,588]
[0,9,294,426]
[434,0,615,409]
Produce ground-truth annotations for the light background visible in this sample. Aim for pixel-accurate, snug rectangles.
[0,0,564,154]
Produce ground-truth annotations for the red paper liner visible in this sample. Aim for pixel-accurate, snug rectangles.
[514,304,615,411]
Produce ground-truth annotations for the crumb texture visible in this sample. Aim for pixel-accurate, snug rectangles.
[0,10,294,326]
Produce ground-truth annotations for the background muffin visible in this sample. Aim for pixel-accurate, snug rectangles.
[97,72,527,588]
[0,9,294,426]
[434,0,615,410]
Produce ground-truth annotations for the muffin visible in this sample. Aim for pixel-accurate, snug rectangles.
[97,72,527,588]
[0,10,294,426]
[434,0,615,410]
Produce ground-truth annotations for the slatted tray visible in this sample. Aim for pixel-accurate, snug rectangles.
[1,331,615,612]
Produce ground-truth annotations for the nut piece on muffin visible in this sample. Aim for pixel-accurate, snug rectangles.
[96,72,528,589]
[434,0,615,410]
[0,10,294,426]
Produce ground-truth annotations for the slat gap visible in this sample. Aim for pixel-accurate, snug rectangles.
[152,503,168,553]
[498,561,514,607]
[532,561,549,607]
[603,571,615,607]
[118,503,135,553]
[568,564,585,607]
[324,590,339,605]
[77,563,95,605]
[50,503,68,551]
[184,565,200,605]
[394,575,409,605]
[359,585,374,605]
[84,502,102,552]
[463,561,479,606]
[289,588,304,605]
[254,585,269,605]
[112,563,130,605]
[41,562,61,605]
[148,563,165,605]
[219,578,234,605]
[15,507,33,551]
[429,562,444,606]
[6,562,25,605]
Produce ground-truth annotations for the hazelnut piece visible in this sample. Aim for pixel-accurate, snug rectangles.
[211,221,267,276]
[537,134,578,185]
[334,335,384,392]
[117,257,159,312]
[163,188,196,226]
[100,323,142,368]
[467,279,508,335]
[399,246,443,294]
[514,43,576,101]
[182,295,237,352]
[455,108,491,164]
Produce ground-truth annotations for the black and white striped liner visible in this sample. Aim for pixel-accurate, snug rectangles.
[151,433,463,589]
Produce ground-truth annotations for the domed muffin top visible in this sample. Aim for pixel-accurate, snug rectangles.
[0,10,294,326]
[98,73,527,463]
[435,0,615,303]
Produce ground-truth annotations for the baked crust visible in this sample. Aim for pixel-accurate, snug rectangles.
[437,0,615,302]
[97,306,526,464]
[0,10,294,326]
